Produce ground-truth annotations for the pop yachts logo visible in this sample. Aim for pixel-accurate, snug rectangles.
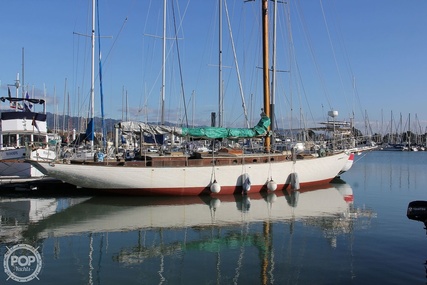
[3,244,42,282]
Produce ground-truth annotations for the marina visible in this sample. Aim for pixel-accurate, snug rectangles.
[1,1,427,283]
[1,150,426,284]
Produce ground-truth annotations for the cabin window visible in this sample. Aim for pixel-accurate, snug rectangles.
[3,134,17,147]
[19,135,32,147]
[33,135,47,144]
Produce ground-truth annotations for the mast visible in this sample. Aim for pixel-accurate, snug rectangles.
[97,0,106,150]
[399,113,402,144]
[126,90,129,121]
[408,113,411,149]
[161,0,166,125]
[22,47,25,98]
[262,0,271,151]
[121,86,124,121]
[271,0,277,141]
[390,110,393,144]
[218,0,223,127]
[90,0,96,151]
[43,83,47,114]
[54,86,57,132]
[14,73,20,112]
[62,78,67,135]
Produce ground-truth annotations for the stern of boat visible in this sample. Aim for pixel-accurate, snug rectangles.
[25,142,58,162]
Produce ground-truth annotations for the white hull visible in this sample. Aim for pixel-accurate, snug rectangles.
[0,161,46,179]
[0,147,26,160]
[339,152,354,174]
[0,148,56,181]
[29,152,349,195]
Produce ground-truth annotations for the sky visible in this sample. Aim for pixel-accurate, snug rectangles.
[1,0,427,135]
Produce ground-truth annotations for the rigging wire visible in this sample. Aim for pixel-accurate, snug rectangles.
[319,0,348,112]
[329,0,366,124]
[294,0,333,110]
[224,0,250,128]
[171,0,189,127]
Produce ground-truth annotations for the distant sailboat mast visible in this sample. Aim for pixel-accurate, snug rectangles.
[97,0,106,150]
[73,5,98,144]
[12,73,20,112]
[218,0,223,127]
[90,0,96,151]
[21,47,25,98]
[161,0,166,125]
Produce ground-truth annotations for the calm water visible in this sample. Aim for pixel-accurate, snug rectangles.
[1,151,427,284]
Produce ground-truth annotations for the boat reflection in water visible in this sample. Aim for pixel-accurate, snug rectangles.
[0,196,90,243]
[23,184,359,238]
[1,182,376,284]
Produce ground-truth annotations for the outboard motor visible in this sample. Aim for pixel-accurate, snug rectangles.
[407,201,427,231]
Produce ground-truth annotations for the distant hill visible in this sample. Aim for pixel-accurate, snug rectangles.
[45,112,121,134]
[44,113,184,134]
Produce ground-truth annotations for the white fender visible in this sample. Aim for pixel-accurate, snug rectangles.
[267,179,277,191]
[210,180,221,193]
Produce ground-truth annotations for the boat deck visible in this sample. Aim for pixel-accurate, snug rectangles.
[66,151,318,167]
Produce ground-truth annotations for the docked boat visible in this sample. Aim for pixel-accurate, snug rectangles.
[26,0,350,196]
[27,134,349,196]
[0,86,57,183]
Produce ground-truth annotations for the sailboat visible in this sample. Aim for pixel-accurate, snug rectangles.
[60,0,104,162]
[26,0,350,196]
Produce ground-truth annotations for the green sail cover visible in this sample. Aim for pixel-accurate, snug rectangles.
[181,115,270,139]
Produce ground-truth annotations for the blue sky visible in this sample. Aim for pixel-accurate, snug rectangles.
[1,0,427,135]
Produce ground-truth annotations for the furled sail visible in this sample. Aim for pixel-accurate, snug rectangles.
[120,115,270,139]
